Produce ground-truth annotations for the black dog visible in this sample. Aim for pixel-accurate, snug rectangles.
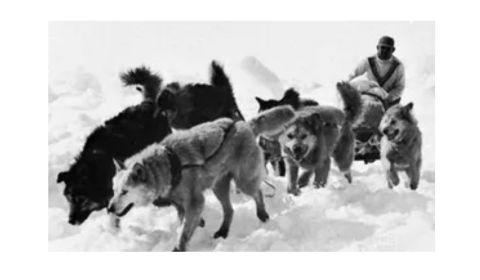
[156,61,244,129]
[56,66,171,225]
[255,89,318,176]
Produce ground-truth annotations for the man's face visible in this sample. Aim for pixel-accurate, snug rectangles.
[377,45,395,60]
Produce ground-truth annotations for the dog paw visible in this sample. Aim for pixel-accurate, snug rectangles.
[214,227,229,239]
[172,246,185,252]
[257,210,270,222]
[313,182,326,189]
[287,187,301,196]
[344,172,352,184]
[410,184,418,191]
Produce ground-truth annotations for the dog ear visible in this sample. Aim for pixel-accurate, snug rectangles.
[113,158,126,172]
[304,112,323,132]
[56,171,69,183]
[255,97,268,111]
[401,102,416,123]
[255,97,266,105]
[132,163,147,182]
[403,102,414,112]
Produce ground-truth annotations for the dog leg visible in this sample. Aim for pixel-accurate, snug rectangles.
[407,158,421,191]
[235,174,269,222]
[212,174,234,239]
[173,195,205,252]
[343,171,352,184]
[278,159,286,177]
[286,158,300,195]
[387,165,400,188]
[298,169,313,188]
[313,158,331,188]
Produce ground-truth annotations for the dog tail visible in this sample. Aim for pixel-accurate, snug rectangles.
[248,105,296,136]
[210,60,245,121]
[120,66,162,101]
[336,81,363,124]
[210,61,232,92]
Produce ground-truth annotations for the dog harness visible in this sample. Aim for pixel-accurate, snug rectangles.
[163,121,236,189]
[258,136,283,161]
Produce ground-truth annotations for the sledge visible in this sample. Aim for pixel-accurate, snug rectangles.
[349,77,389,164]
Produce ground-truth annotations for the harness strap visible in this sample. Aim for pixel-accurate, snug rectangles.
[165,147,183,188]
[368,56,400,88]
[163,120,236,189]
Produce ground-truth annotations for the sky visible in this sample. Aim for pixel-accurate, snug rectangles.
[49,22,434,91]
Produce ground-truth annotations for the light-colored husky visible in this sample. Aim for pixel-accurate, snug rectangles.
[107,106,296,251]
[379,102,422,190]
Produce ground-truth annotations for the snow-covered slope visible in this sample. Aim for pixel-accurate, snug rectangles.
[48,22,434,251]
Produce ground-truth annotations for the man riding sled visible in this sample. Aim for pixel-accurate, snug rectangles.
[347,36,406,163]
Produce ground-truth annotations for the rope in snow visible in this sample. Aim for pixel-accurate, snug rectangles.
[263,178,277,198]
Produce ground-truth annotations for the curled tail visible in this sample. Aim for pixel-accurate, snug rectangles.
[209,60,245,121]
[248,105,296,136]
[336,81,363,124]
[120,66,162,101]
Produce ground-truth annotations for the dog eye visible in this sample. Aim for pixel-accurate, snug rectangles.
[287,133,294,139]
[121,190,128,196]
[300,134,307,140]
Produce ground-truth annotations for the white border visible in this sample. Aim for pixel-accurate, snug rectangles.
[4,0,479,279]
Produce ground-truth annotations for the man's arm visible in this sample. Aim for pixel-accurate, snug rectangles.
[386,63,405,102]
[348,58,368,81]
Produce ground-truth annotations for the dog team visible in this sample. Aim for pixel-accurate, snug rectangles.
[56,36,422,251]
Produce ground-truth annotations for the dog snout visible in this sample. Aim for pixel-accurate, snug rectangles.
[68,216,77,225]
[107,204,115,214]
[293,145,303,154]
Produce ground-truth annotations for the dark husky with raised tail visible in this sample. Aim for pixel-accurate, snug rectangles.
[56,66,171,225]
[156,61,244,129]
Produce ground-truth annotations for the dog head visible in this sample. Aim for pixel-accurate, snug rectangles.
[279,108,342,162]
[279,118,317,162]
[108,147,175,218]
[57,151,116,225]
[255,88,301,112]
[379,102,417,142]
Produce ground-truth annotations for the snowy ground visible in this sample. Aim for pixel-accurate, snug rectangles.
[48,22,434,251]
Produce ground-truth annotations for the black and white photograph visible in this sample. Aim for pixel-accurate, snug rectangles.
[48,21,435,252]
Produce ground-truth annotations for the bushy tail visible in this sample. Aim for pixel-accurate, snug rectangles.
[248,105,296,136]
[120,66,162,101]
[336,81,363,124]
[209,60,245,121]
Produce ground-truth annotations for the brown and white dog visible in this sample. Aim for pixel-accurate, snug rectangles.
[255,88,318,176]
[379,102,422,190]
[278,82,362,195]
